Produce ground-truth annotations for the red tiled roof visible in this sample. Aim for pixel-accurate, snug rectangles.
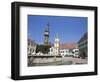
[60,43,78,49]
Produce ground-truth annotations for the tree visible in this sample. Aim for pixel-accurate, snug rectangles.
[79,49,86,59]
[36,44,51,54]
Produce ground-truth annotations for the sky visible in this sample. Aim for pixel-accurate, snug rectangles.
[28,15,87,44]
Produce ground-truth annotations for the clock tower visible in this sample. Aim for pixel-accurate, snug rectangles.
[44,23,49,45]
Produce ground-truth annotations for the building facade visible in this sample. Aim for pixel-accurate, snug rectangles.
[60,43,79,57]
[28,39,37,55]
[60,49,69,56]
[72,49,79,57]
[78,32,88,59]
[49,47,55,55]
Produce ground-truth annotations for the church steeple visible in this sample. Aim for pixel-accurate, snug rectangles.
[54,34,60,47]
[54,34,60,55]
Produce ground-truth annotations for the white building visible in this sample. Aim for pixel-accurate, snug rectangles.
[48,35,79,57]
[60,49,69,56]
[28,39,37,55]
[49,47,55,55]
[60,43,79,57]
[73,49,79,57]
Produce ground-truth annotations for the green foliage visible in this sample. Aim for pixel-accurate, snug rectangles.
[36,44,51,54]
[79,49,87,59]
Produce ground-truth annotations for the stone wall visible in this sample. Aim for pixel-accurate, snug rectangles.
[28,57,62,64]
